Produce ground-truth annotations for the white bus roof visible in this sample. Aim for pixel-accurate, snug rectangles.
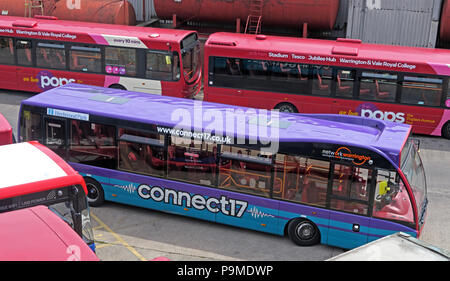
[0,142,67,189]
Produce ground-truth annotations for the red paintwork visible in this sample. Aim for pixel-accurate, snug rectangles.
[0,206,99,261]
[0,113,12,145]
[0,141,88,199]
[52,0,136,25]
[154,0,339,30]
[440,0,450,42]
[203,32,450,137]
[0,15,198,98]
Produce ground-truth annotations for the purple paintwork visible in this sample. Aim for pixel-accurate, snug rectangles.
[22,83,412,167]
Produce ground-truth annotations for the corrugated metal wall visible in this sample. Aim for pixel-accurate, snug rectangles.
[128,0,156,22]
[335,0,350,30]
[346,0,442,48]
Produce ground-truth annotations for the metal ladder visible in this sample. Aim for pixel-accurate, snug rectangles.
[244,0,263,34]
[24,0,44,17]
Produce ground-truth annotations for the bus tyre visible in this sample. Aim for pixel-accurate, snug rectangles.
[287,218,320,246]
[109,84,127,91]
[275,103,298,113]
[443,122,450,139]
[84,177,105,207]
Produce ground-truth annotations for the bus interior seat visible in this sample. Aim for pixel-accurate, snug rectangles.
[316,74,329,90]
[375,80,389,98]
[337,75,351,91]
[25,48,32,63]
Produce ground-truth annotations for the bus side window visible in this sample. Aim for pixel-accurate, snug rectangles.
[330,164,371,215]
[372,170,414,224]
[118,128,164,177]
[336,69,355,98]
[401,75,443,107]
[16,40,32,66]
[20,111,41,143]
[0,37,14,64]
[213,57,228,75]
[218,145,272,197]
[146,51,174,81]
[105,47,136,77]
[245,59,269,79]
[300,159,329,207]
[358,72,397,102]
[69,45,102,73]
[312,65,332,96]
[36,43,66,70]
[225,58,242,76]
[69,120,117,169]
[272,154,308,202]
[271,62,308,81]
[167,136,218,186]
[447,80,450,108]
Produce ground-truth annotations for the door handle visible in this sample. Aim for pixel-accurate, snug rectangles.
[352,224,360,232]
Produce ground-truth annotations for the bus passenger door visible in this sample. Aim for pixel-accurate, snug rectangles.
[326,164,372,249]
[368,170,417,243]
[44,117,68,159]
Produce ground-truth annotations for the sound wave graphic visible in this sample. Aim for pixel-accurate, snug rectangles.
[114,183,136,194]
[247,206,275,219]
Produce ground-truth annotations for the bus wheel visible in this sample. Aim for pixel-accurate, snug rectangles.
[287,218,320,246]
[109,84,127,91]
[443,122,450,139]
[84,177,105,207]
[274,103,298,113]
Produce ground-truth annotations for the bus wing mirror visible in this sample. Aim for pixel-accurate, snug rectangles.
[446,99,450,108]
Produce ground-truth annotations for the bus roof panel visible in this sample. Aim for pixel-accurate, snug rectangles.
[205,32,450,75]
[22,84,411,165]
[0,142,68,189]
[0,16,195,47]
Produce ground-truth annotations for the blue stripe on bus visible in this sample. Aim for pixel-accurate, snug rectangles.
[78,167,416,249]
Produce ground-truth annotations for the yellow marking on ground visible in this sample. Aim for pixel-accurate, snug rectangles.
[95,243,114,249]
[91,213,147,261]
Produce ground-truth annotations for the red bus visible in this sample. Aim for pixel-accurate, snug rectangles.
[0,141,95,251]
[0,205,99,261]
[0,113,13,145]
[203,32,450,139]
[0,15,201,98]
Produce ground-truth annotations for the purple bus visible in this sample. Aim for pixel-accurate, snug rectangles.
[18,83,427,249]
